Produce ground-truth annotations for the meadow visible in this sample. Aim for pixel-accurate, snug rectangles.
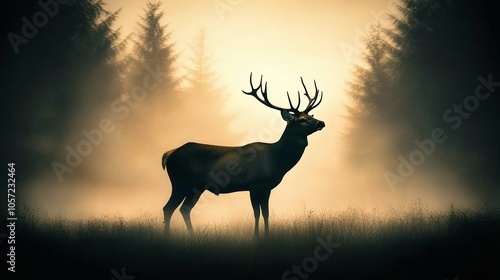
[15,202,500,280]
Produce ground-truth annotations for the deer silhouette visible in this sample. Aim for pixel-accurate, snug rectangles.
[162,73,325,238]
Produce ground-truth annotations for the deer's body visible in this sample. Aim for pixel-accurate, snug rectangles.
[164,126,308,194]
[162,74,325,238]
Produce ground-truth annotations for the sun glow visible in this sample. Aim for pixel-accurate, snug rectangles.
[23,0,477,223]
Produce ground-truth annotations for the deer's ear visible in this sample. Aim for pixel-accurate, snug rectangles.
[281,110,296,122]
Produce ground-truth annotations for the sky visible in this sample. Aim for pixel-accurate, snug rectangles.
[23,0,480,226]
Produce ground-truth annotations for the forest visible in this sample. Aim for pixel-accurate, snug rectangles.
[1,0,500,279]
[3,1,236,184]
[2,0,499,198]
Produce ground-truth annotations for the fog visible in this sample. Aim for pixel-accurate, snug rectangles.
[23,0,480,224]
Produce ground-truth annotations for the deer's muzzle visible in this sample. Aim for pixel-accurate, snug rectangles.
[316,121,325,130]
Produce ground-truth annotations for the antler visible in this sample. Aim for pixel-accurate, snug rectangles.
[301,77,323,114]
[242,73,301,114]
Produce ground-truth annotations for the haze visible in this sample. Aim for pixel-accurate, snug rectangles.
[24,0,477,225]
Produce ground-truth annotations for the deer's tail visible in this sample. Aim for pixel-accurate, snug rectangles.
[162,149,176,171]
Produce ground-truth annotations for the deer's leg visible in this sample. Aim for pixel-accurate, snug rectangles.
[163,188,185,237]
[250,190,261,239]
[260,190,271,237]
[180,187,204,235]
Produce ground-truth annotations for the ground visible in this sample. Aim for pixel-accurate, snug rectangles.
[14,202,500,280]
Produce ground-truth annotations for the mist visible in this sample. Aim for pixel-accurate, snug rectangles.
[5,0,496,226]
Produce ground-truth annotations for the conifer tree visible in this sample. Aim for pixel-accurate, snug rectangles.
[1,0,124,177]
[181,29,240,143]
[128,2,176,94]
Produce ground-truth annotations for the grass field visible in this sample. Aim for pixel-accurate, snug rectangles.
[14,202,500,280]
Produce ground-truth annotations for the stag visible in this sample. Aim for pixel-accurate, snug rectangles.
[162,73,325,238]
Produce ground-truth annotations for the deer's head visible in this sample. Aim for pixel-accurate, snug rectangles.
[243,73,325,136]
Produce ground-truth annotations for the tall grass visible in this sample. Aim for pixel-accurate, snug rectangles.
[17,202,500,280]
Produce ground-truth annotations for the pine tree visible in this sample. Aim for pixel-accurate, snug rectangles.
[128,2,176,94]
[345,25,395,165]
[345,0,500,193]
[184,30,215,93]
[387,0,500,190]
[1,0,124,177]
[181,30,240,143]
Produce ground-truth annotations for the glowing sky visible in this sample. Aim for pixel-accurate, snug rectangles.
[25,0,479,225]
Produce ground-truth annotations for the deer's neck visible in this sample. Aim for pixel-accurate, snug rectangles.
[272,125,308,172]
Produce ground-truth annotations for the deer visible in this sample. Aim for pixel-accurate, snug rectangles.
[161,73,325,238]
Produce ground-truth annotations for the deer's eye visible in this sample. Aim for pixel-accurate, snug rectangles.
[299,118,308,124]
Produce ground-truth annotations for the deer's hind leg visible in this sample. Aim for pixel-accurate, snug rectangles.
[163,187,186,236]
[180,186,204,235]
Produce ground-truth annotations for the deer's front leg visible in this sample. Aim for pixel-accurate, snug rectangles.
[260,190,271,237]
[250,191,261,239]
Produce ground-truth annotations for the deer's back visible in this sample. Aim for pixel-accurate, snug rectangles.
[167,142,241,180]
[165,142,281,187]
